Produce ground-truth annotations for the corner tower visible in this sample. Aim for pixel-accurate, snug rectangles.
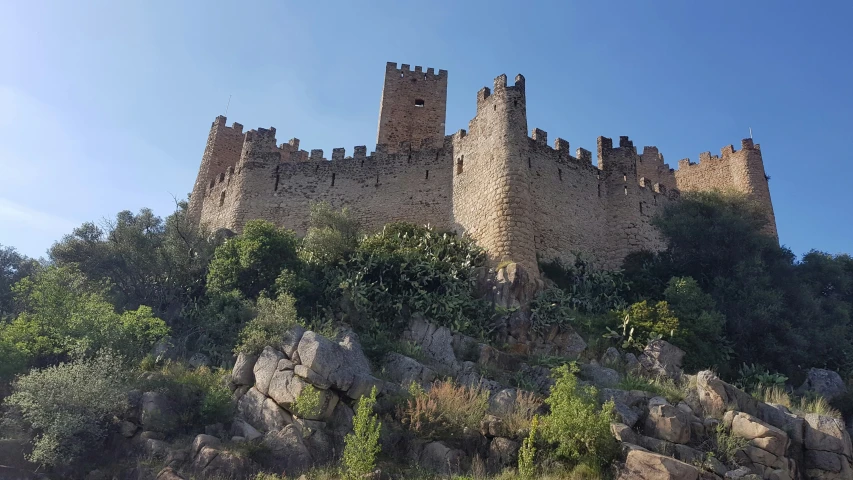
[376,62,448,153]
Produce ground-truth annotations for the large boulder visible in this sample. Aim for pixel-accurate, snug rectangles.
[253,346,286,396]
[140,392,179,434]
[296,330,373,393]
[639,340,685,380]
[402,315,461,375]
[418,441,466,474]
[191,446,254,479]
[804,414,853,460]
[237,387,292,432]
[730,412,789,458]
[231,352,258,386]
[382,353,437,387]
[262,425,314,474]
[644,397,691,444]
[617,444,701,480]
[579,363,622,388]
[799,368,848,402]
[487,437,519,472]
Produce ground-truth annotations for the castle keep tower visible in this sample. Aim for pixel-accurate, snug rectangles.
[188,61,778,273]
[376,62,448,153]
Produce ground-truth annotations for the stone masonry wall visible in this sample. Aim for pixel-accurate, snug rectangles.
[190,63,778,272]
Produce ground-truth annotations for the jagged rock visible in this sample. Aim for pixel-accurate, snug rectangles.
[232,385,250,402]
[480,414,510,438]
[487,437,519,472]
[645,397,691,444]
[295,364,332,389]
[724,467,759,479]
[232,352,258,386]
[419,441,466,474]
[188,352,210,368]
[402,315,461,375]
[614,401,640,428]
[804,414,853,459]
[328,401,355,435]
[730,411,789,457]
[297,330,373,392]
[600,388,652,408]
[192,446,254,479]
[612,422,639,443]
[282,325,307,358]
[191,434,221,457]
[457,362,503,394]
[492,262,540,310]
[302,424,336,466]
[602,347,622,367]
[799,368,848,402]
[617,443,701,479]
[579,363,622,388]
[519,363,555,393]
[268,369,309,407]
[478,344,522,372]
[237,387,292,432]
[254,346,286,396]
[639,340,685,379]
[531,324,588,359]
[144,438,170,458]
[262,425,314,474]
[139,430,165,441]
[120,420,138,438]
[488,388,518,416]
[231,419,263,441]
[346,373,384,400]
[141,392,179,434]
[625,352,641,372]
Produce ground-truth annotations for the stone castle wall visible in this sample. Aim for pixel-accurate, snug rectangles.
[188,62,777,272]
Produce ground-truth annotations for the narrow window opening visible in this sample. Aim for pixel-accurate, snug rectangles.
[623,174,627,182]
[400,72,403,78]
[558,169,563,181]
[639,202,643,214]
[209,179,215,189]
[360,160,364,167]
[407,154,412,163]
[456,157,463,175]
[274,166,280,191]
[514,100,517,107]
[219,172,225,183]
[598,184,601,197]
[425,170,429,180]
[493,105,497,111]
[331,173,336,187]
[624,186,628,195]
[315,164,319,172]
[424,74,427,80]
[654,195,657,205]
[375,174,379,186]
[528,158,531,168]
[415,99,425,108]
[219,191,226,206]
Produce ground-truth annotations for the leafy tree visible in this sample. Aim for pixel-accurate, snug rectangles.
[206,220,299,299]
[235,293,303,355]
[663,277,729,371]
[0,245,38,319]
[301,202,361,265]
[0,265,169,377]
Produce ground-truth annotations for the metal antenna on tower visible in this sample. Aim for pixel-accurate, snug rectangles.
[225,95,232,117]
[749,127,753,139]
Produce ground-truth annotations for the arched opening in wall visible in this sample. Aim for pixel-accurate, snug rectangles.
[331,173,336,187]
[415,99,425,108]
[425,170,429,180]
[219,172,225,183]
[558,169,563,181]
[456,157,463,175]
[219,191,226,206]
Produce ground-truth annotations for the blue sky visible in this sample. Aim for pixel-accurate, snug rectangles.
[1,0,851,259]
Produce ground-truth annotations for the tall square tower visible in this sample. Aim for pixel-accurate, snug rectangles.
[376,62,448,152]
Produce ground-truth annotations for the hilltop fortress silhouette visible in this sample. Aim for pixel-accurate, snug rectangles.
[188,62,775,271]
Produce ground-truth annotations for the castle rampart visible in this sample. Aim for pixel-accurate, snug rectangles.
[188,62,777,272]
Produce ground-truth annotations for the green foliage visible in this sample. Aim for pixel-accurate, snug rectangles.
[138,362,234,427]
[662,277,730,371]
[293,384,323,418]
[529,287,576,336]
[0,244,37,319]
[539,255,630,314]
[0,265,169,377]
[235,293,303,355]
[2,351,132,468]
[540,364,617,468]
[605,300,677,352]
[49,204,215,322]
[207,220,299,299]
[735,363,788,394]
[795,393,842,419]
[301,202,361,265]
[342,386,381,480]
[701,423,749,468]
[337,222,493,338]
[518,415,538,480]
[185,289,255,365]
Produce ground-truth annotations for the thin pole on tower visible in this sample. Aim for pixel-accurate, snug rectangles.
[749,127,753,139]
[225,95,232,117]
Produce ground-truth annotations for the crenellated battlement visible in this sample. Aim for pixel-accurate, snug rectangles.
[189,61,777,273]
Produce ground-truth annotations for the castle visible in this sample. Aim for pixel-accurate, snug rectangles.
[188,62,776,272]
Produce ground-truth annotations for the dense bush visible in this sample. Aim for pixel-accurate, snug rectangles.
[338,223,494,338]
[540,364,616,468]
[301,202,361,265]
[138,361,234,427]
[539,255,630,314]
[2,351,132,468]
[207,220,300,299]
[0,245,38,319]
[235,293,303,355]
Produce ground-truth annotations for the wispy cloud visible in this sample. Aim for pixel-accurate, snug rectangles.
[0,198,79,233]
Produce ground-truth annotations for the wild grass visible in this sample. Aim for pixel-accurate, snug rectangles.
[617,373,686,403]
[795,395,842,419]
[399,380,489,440]
[499,389,544,435]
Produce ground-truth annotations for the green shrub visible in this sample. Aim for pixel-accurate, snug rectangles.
[235,293,303,354]
[3,351,132,468]
[700,423,749,468]
[301,202,361,265]
[735,363,787,394]
[538,255,629,314]
[337,222,493,339]
[138,362,234,427]
[540,364,617,468]
[518,415,539,479]
[663,277,730,371]
[207,220,300,299]
[342,386,381,479]
[293,385,323,418]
